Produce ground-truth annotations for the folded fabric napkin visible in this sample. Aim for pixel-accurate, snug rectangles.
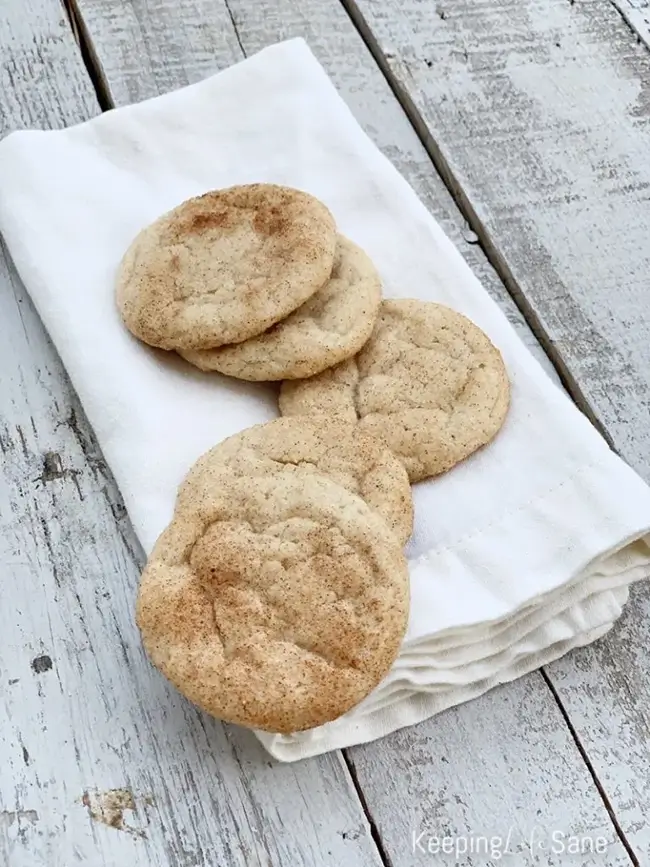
[1,38,650,762]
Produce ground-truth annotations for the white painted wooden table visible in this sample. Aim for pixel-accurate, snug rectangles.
[1,1,650,865]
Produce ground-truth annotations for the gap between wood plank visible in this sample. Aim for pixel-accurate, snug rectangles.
[61,0,114,109]
[223,0,246,54]
[541,669,641,867]
[342,754,393,867]
[55,2,638,861]
[335,0,642,861]
[607,0,650,51]
[336,0,616,453]
[52,8,390,865]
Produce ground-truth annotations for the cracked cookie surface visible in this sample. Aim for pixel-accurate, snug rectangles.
[178,235,382,380]
[116,184,337,351]
[136,471,409,733]
[176,416,413,545]
[279,300,510,482]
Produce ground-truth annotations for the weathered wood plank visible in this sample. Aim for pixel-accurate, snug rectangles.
[611,0,650,48]
[347,677,632,866]
[544,587,650,861]
[0,2,99,130]
[0,4,385,866]
[347,0,650,481]
[71,0,637,864]
[70,0,558,374]
[335,0,650,859]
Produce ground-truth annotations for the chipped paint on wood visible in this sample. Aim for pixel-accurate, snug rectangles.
[0,3,386,867]
[2,0,648,864]
[610,0,650,47]
[339,0,650,858]
[81,789,149,837]
[348,677,633,866]
[72,0,645,864]
[0,811,39,828]
[349,0,650,481]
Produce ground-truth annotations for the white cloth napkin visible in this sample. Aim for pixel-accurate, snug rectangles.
[1,38,650,762]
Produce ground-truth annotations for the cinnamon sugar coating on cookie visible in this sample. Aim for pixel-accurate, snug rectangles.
[177,417,413,545]
[179,235,382,380]
[116,184,336,351]
[280,300,510,482]
[137,471,409,733]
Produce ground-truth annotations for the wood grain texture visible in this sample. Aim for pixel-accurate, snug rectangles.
[338,0,650,861]
[72,0,558,377]
[347,677,632,866]
[0,0,98,130]
[545,585,650,862]
[348,0,650,482]
[611,0,650,47]
[0,4,385,867]
[70,0,642,865]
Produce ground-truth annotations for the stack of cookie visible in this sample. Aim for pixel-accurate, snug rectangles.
[117,183,382,382]
[117,183,510,734]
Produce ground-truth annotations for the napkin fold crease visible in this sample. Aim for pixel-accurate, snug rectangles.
[1,38,649,761]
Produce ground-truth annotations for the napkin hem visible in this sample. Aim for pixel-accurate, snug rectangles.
[255,449,650,761]
[257,617,616,761]
[403,449,650,642]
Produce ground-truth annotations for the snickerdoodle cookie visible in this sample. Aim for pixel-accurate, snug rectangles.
[179,235,382,381]
[137,470,409,733]
[279,300,510,482]
[116,184,337,351]
[176,416,413,545]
